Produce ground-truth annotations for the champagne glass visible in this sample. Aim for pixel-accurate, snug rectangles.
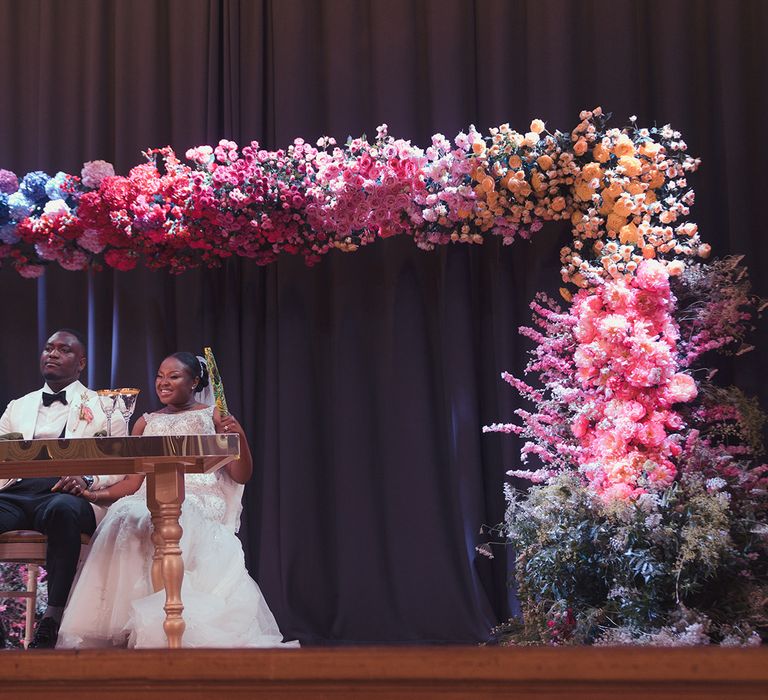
[96,390,118,437]
[117,388,140,433]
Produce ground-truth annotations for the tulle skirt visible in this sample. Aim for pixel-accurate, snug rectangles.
[57,487,297,649]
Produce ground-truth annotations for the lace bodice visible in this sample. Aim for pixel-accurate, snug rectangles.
[143,405,217,436]
[137,406,244,530]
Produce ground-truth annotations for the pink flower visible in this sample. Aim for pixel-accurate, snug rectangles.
[77,228,106,254]
[666,373,697,403]
[598,314,629,341]
[16,264,45,278]
[79,404,94,423]
[572,414,589,438]
[635,259,669,293]
[81,160,115,189]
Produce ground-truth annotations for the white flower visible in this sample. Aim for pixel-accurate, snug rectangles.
[43,199,70,217]
[705,477,726,492]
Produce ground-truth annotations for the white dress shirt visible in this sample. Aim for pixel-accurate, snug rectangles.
[33,382,76,439]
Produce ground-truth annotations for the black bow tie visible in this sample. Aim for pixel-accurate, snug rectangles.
[42,391,68,407]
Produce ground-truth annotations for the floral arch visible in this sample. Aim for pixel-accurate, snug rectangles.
[0,108,765,646]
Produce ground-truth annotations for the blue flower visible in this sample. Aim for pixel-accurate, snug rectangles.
[19,170,51,203]
[44,171,69,201]
[0,193,8,224]
[0,223,19,244]
[7,191,32,220]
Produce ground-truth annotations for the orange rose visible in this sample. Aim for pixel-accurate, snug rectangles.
[573,138,588,156]
[612,134,635,157]
[551,196,566,212]
[582,162,603,180]
[530,118,546,134]
[648,171,665,189]
[619,223,640,245]
[639,141,661,158]
[618,155,642,177]
[575,180,594,201]
[599,195,615,216]
[607,212,627,232]
[592,143,610,163]
[508,155,522,169]
[612,197,633,217]
[659,210,677,224]
[536,154,553,171]
[667,260,685,276]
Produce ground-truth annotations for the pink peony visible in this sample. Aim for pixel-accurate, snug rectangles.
[666,372,698,403]
[598,313,630,340]
[635,259,670,293]
[81,160,116,189]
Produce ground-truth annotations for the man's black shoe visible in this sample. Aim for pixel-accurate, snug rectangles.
[28,617,59,649]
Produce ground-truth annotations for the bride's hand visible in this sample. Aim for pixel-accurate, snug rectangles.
[218,414,242,434]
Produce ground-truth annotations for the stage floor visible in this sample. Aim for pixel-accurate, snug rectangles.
[0,645,766,699]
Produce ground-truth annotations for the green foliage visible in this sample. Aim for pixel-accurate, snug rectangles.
[494,474,766,646]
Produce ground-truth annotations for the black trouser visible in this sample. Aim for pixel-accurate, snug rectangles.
[0,478,96,607]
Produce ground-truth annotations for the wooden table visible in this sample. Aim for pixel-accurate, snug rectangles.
[0,434,240,648]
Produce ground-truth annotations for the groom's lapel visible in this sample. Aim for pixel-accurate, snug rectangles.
[16,391,42,440]
[66,386,93,438]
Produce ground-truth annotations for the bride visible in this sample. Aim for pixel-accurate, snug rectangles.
[57,352,297,648]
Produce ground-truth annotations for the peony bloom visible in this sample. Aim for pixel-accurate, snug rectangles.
[635,259,669,292]
[81,160,116,189]
[598,313,630,341]
[666,373,697,403]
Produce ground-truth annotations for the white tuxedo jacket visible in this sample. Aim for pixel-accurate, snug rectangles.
[0,380,128,523]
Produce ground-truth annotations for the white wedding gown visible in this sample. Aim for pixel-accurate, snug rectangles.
[57,406,297,648]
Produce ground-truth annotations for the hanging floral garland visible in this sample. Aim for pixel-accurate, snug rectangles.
[0,108,702,282]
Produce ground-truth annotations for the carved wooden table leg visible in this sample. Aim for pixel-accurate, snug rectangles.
[146,463,186,648]
[146,474,166,593]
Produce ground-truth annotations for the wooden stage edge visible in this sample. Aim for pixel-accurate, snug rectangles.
[0,646,766,699]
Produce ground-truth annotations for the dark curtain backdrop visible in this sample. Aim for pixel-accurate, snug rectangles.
[0,0,765,644]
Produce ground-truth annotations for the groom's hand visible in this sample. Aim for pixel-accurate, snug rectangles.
[52,476,87,496]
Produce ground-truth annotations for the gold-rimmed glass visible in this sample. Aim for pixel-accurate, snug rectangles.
[117,388,140,434]
[96,389,119,437]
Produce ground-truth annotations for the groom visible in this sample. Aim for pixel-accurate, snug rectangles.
[0,328,125,648]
